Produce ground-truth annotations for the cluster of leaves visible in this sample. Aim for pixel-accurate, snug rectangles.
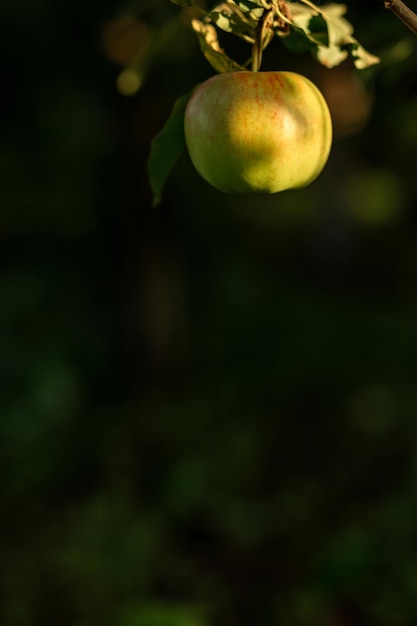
[172,0,380,71]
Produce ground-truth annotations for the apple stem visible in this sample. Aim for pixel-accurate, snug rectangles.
[252,31,262,71]
[251,7,275,71]
[384,0,417,34]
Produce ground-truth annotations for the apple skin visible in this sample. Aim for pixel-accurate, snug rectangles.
[184,71,332,194]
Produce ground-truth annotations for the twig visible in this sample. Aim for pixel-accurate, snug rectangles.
[251,8,274,71]
[385,0,417,35]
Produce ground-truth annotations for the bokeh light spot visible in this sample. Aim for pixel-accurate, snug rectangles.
[116,69,143,96]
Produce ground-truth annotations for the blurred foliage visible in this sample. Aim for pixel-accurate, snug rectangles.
[3,0,417,625]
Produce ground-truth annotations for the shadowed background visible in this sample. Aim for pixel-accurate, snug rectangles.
[2,0,417,624]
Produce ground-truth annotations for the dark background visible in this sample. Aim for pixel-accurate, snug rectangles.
[2,0,417,624]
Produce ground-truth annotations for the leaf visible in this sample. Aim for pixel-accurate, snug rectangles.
[320,3,380,68]
[347,42,381,70]
[236,0,265,19]
[210,1,258,43]
[191,18,247,73]
[147,90,193,207]
[283,4,346,64]
[308,14,329,46]
[284,1,380,69]
[315,42,349,67]
[280,28,314,54]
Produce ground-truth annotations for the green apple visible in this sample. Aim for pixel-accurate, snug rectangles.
[184,70,332,194]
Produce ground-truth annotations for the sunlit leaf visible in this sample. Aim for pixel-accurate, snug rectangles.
[147,90,194,207]
[191,19,247,73]
[349,43,381,70]
[236,0,265,19]
[316,43,349,67]
[284,1,380,69]
[211,2,257,42]
[320,3,380,68]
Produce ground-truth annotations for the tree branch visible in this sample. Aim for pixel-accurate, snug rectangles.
[385,0,417,35]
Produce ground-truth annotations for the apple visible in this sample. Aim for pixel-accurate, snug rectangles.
[184,71,332,194]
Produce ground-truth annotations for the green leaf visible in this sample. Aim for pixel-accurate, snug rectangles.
[308,14,329,46]
[191,18,247,73]
[280,29,313,54]
[211,2,258,42]
[319,3,380,68]
[347,42,381,70]
[236,0,265,19]
[147,90,193,207]
[284,1,380,69]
